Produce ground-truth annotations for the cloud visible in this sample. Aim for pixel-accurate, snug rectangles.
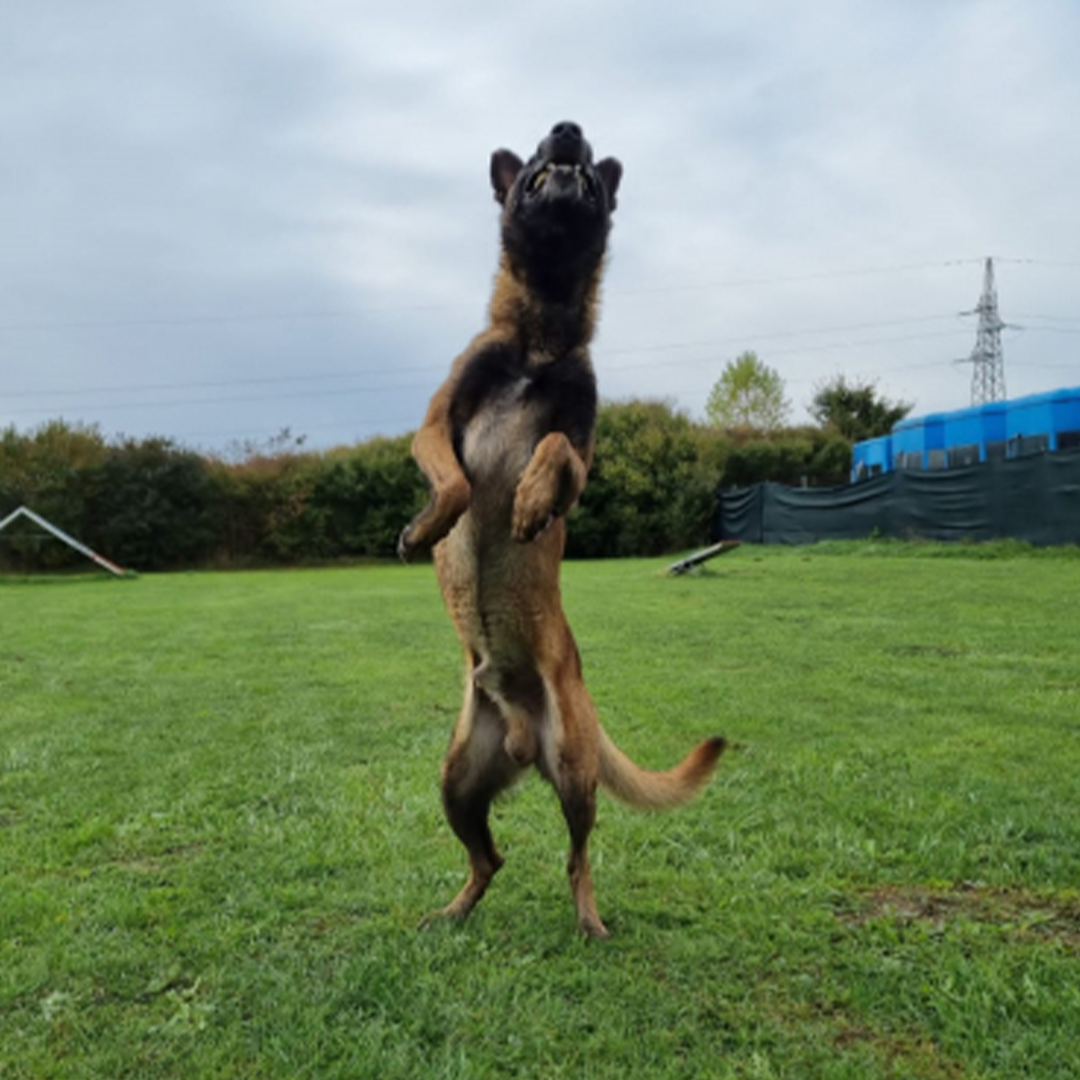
[2,0,1078,450]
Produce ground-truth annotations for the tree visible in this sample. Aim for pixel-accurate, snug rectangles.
[809,375,913,442]
[705,351,790,431]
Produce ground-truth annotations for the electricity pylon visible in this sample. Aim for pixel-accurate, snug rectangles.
[961,257,1008,405]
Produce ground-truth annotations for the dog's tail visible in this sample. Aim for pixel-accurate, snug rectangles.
[597,729,726,810]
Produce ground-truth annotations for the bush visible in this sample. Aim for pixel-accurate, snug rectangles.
[208,438,427,565]
[314,437,428,559]
[569,400,723,557]
[1,407,857,570]
[720,427,851,490]
[0,422,108,571]
[83,438,223,571]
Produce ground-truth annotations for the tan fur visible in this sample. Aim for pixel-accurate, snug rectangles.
[400,124,725,937]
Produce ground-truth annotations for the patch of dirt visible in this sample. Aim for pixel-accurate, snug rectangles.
[832,1026,966,1079]
[101,843,206,876]
[838,882,1080,952]
[783,998,968,1078]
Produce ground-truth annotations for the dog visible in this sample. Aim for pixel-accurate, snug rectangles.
[399,121,725,938]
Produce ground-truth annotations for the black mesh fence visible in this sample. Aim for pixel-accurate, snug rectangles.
[714,448,1080,546]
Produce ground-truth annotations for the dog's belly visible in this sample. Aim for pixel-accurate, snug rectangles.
[436,511,560,663]
[435,378,570,673]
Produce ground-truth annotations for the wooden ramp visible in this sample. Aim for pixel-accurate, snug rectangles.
[666,540,740,576]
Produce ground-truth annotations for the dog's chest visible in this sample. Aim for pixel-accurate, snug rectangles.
[452,347,596,488]
[460,375,541,485]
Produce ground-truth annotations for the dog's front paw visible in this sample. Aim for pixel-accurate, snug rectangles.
[511,497,555,543]
[398,511,434,562]
[400,480,471,559]
[512,466,560,541]
[397,523,419,563]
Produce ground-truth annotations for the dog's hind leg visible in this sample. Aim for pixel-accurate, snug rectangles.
[557,769,607,939]
[540,685,609,939]
[426,684,520,926]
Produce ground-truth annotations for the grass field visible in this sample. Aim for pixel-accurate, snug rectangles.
[2,543,1080,1079]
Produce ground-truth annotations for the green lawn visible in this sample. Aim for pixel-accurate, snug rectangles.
[2,544,1079,1079]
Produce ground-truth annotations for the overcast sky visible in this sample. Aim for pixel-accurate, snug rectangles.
[3,0,1079,454]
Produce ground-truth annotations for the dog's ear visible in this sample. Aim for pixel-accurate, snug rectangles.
[597,157,622,211]
[490,149,524,205]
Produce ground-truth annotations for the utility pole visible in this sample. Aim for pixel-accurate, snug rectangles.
[961,257,1007,405]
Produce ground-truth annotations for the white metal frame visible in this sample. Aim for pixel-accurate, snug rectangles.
[0,505,127,577]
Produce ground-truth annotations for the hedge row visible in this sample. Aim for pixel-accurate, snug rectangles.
[0,406,851,572]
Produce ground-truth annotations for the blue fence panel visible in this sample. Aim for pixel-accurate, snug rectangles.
[853,386,1080,475]
[851,434,892,481]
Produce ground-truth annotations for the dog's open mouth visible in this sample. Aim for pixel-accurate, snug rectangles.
[528,162,594,198]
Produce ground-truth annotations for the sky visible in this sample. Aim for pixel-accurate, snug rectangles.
[3,0,1079,456]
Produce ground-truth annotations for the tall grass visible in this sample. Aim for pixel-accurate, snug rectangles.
[2,544,1079,1078]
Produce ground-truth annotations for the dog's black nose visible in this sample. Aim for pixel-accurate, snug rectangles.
[551,121,583,141]
[542,121,590,166]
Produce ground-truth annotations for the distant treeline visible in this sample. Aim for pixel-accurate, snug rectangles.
[0,403,851,572]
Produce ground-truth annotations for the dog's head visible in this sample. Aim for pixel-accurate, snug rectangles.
[490,122,622,296]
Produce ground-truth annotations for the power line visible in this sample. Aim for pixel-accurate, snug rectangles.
[0,303,467,335]
[14,317,1073,410]
[5,313,970,405]
[186,418,420,444]
[4,255,1074,443]
[2,255,1074,337]
[1,367,435,401]
[0,258,994,335]
[1007,359,1080,369]
[993,257,1080,269]
[610,258,986,296]
[600,328,971,374]
[600,314,964,358]
[1,327,976,420]
[1011,325,1080,335]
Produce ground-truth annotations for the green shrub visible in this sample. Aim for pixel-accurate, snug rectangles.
[0,422,108,570]
[1,408,858,569]
[570,400,722,557]
[720,427,851,489]
[83,438,222,571]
